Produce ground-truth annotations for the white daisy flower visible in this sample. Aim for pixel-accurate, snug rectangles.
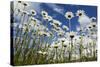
[38,31,49,37]
[47,16,53,21]
[58,37,66,43]
[30,17,37,22]
[38,51,43,54]
[43,15,48,20]
[53,26,61,31]
[53,44,59,48]
[38,31,45,35]
[31,9,36,16]
[57,30,65,37]
[91,22,97,28]
[29,17,37,27]
[41,10,48,17]
[69,31,76,38]
[62,25,69,31]
[90,17,96,21]
[22,10,29,15]
[50,22,55,26]
[65,11,74,20]
[22,2,29,7]
[17,1,22,3]
[63,44,67,47]
[87,24,93,29]
[76,10,85,17]
[53,19,62,27]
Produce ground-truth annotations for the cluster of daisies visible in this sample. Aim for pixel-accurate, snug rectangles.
[13,1,97,62]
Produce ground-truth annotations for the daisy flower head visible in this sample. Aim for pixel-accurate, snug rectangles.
[54,43,59,48]
[38,51,43,54]
[87,22,97,30]
[41,11,49,20]
[69,31,75,39]
[22,10,29,15]
[53,19,62,27]
[76,10,85,17]
[47,16,53,21]
[62,25,69,31]
[88,24,93,29]
[65,11,74,20]
[41,10,48,17]
[59,38,66,43]
[90,22,97,28]
[31,9,36,16]
[58,30,65,37]
[30,17,37,26]
[91,22,97,28]
[38,31,49,37]
[91,17,96,22]
[22,2,29,7]
[63,44,67,47]
[18,1,22,3]
[30,17,37,22]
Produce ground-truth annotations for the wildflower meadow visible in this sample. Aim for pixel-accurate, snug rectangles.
[10,1,97,66]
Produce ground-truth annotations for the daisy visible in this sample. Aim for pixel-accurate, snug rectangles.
[53,19,62,27]
[42,15,48,20]
[38,51,43,54]
[91,22,97,28]
[47,16,53,21]
[88,24,92,29]
[30,17,37,22]
[38,31,49,37]
[54,44,59,48]
[63,44,67,47]
[58,30,64,37]
[90,17,96,22]
[22,10,29,15]
[31,9,37,16]
[69,31,75,39]
[41,10,48,17]
[23,2,29,7]
[62,25,69,31]
[18,1,22,3]
[76,10,85,17]
[53,26,61,31]
[65,11,74,32]
[29,17,37,26]
[65,11,74,20]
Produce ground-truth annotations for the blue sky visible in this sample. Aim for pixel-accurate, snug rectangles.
[13,2,97,32]
[27,2,97,31]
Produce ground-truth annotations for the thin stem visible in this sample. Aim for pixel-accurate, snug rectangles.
[55,48,58,63]
[69,19,71,32]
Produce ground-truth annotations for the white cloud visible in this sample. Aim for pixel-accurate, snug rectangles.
[46,4,64,15]
[78,15,91,27]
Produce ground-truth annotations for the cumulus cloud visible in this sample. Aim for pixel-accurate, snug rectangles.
[78,15,91,27]
[46,4,64,15]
